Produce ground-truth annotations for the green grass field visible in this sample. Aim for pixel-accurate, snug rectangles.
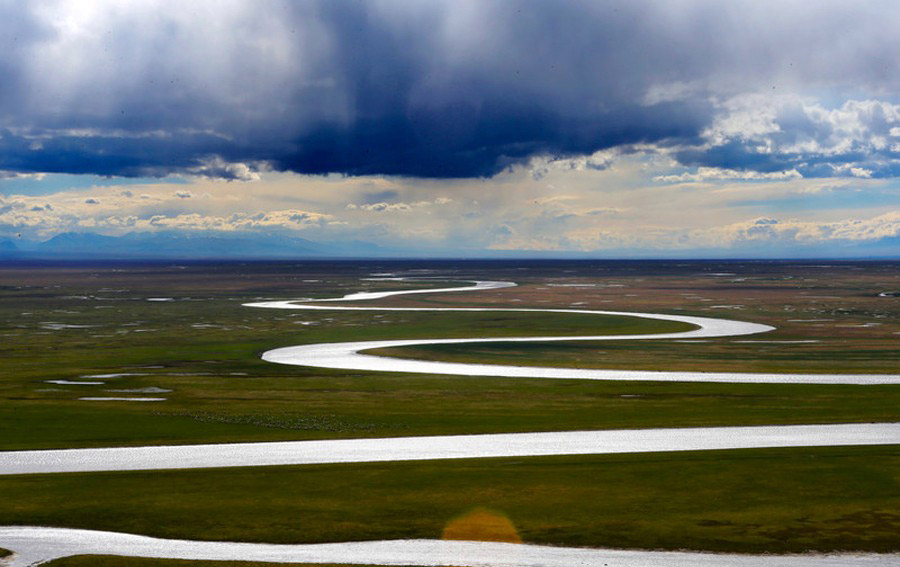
[1,263,896,450]
[371,336,900,374]
[0,260,897,558]
[1,379,898,451]
[4,446,898,553]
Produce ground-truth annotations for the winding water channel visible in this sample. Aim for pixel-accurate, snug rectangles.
[2,278,898,565]
[248,280,899,385]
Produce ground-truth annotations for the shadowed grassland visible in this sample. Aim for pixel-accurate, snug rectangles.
[2,446,898,553]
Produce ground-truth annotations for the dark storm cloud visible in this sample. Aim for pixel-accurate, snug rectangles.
[2,1,899,179]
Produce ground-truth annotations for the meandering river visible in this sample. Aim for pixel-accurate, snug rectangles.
[2,278,898,566]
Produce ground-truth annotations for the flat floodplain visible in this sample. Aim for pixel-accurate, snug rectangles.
[1,260,898,450]
[370,263,900,374]
[2,446,898,553]
[0,259,898,557]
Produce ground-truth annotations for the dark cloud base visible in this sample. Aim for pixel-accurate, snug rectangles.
[273,101,706,178]
[1,1,899,180]
[1,103,706,180]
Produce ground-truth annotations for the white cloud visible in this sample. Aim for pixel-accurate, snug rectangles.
[347,198,454,213]
[0,181,336,239]
[486,211,900,252]
[0,171,46,180]
[654,167,803,183]
[188,156,263,181]
[99,209,335,233]
[691,95,900,178]
[359,202,412,212]
[692,212,900,247]
[528,150,616,181]
[1,164,897,256]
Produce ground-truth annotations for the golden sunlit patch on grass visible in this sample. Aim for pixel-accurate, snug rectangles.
[442,507,522,543]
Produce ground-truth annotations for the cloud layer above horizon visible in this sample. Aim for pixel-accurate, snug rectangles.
[1,1,899,256]
[2,0,900,180]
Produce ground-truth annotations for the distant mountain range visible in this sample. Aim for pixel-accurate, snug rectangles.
[0,231,897,261]
[1,231,384,259]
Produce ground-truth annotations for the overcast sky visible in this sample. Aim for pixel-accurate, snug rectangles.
[1,0,899,256]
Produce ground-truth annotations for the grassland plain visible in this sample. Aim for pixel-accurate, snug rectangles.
[371,337,900,374]
[372,263,900,374]
[1,261,898,450]
[0,259,898,558]
[2,447,898,553]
